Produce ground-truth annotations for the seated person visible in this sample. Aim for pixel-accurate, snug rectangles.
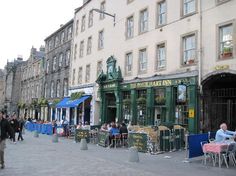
[109,124,120,146]
[119,123,128,134]
[215,123,236,142]
[82,121,90,130]
[100,123,108,131]
[76,122,83,129]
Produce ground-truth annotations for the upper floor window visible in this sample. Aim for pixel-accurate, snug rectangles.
[66,50,70,66]
[156,43,166,70]
[56,80,60,98]
[219,23,233,59]
[98,30,104,49]
[87,36,92,55]
[139,49,147,73]
[88,10,93,27]
[68,26,72,39]
[183,0,196,16]
[50,81,54,98]
[100,1,106,20]
[125,52,133,75]
[72,69,76,85]
[216,0,231,5]
[140,9,148,33]
[61,31,65,44]
[55,35,59,47]
[78,67,83,84]
[44,83,47,98]
[97,61,103,76]
[81,15,86,32]
[46,59,49,74]
[157,1,166,26]
[126,16,134,39]
[75,19,79,36]
[74,44,77,60]
[79,40,84,57]
[59,53,63,68]
[183,33,196,65]
[53,56,57,71]
[85,64,91,83]
[63,79,68,97]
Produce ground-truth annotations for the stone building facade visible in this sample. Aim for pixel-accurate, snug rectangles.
[70,0,236,133]
[0,69,5,111]
[20,46,45,119]
[43,19,73,122]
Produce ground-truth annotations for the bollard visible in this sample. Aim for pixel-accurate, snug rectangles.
[80,138,88,150]
[33,130,39,138]
[52,134,59,143]
[129,147,139,162]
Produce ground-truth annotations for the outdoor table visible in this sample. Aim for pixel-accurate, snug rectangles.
[203,142,229,168]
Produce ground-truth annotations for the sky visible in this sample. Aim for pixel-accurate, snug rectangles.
[0,0,83,69]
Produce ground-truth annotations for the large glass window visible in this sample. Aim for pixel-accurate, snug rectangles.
[183,34,196,65]
[157,43,166,69]
[219,24,233,59]
[183,0,196,16]
[140,9,148,33]
[157,1,166,26]
[126,16,134,38]
[139,49,147,72]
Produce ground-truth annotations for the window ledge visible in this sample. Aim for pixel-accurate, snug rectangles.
[181,11,197,20]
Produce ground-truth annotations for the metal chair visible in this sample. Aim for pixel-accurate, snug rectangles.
[121,133,128,147]
[221,143,236,168]
[200,141,215,165]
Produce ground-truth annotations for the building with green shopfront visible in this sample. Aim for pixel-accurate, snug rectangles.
[97,57,199,134]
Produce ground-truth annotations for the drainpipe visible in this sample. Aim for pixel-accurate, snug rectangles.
[199,0,203,94]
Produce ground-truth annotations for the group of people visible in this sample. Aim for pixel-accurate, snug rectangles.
[0,110,25,169]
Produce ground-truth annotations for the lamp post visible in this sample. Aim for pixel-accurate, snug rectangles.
[92,8,116,26]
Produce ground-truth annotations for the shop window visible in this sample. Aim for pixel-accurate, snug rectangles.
[154,88,165,105]
[122,91,131,122]
[174,85,188,126]
[137,90,147,125]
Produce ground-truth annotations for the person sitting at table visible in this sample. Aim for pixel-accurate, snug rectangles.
[215,123,236,142]
[109,124,120,147]
[76,122,83,129]
[100,123,108,131]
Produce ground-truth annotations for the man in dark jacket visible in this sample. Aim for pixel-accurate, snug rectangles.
[0,110,13,169]
[10,113,19,143]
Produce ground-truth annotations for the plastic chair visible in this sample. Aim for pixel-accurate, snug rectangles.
[221,143,236,168]
[200,141,215,165]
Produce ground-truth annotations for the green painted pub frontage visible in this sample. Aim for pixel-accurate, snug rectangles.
[97,57,199,133]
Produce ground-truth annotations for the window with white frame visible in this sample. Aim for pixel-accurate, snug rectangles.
[75,19,79,36]
[183,0,196,16]
[98,30,104,49]
[50,81,54,98]
[56,80,60,98]
[66,50,70,66]
[140,9,148,33]
[74,44,77,60]
[79,40,84,57]
[125,52,133,74]
[59,53,63,68]
[100,1,106,20]
[87,36,92,55]
[61,31,65,44]
[53,56,57,71]
[126,16,134,38]
[219,24,233,59]
[97,61,103,76]
[63,79,68,97]
[68,26,72,39]
[78,67,83,84]
[81,15,86,32]
[157,43,166,69]
[183,34,196,65]
[72,69,76,85]
[88,10,93,27]
[139,49,147,72]
[157,1,166,26]
[85,64,91,83]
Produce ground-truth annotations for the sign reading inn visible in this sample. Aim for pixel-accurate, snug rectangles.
[96,56,198,133]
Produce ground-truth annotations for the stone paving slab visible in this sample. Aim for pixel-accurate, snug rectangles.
[0,131,235,176]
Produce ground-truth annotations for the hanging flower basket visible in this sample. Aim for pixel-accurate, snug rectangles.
[137,97,146,105]
[123,98,131,106]
[155,96,166,105]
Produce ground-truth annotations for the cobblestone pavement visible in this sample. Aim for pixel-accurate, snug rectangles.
[0,131,235,176]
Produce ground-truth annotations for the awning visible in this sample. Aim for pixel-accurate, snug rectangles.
[56,96,90,108]
[55,97,70,108]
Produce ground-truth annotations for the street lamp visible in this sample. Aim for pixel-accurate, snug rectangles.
[92,8,116,26]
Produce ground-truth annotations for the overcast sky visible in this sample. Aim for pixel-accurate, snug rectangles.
[0,0,83,69]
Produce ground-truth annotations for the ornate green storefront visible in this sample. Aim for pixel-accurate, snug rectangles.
[97,56,199,133]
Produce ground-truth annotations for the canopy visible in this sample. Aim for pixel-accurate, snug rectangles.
[56,96,90,108]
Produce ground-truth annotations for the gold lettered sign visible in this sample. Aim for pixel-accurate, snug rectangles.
[188,108,195,118]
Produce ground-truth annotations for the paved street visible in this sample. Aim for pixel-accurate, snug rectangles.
[0,131,235,176]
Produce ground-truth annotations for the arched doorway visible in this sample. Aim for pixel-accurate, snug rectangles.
[202,72,236,132]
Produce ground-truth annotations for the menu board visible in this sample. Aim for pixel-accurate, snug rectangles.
[98,131,109,147]
[75,129,90,143]
[128,132,147,152]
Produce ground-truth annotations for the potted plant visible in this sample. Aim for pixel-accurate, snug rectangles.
[123,98,131,106]
[137,97,146,105]
[221,47,232,58]
[187,59,194,64]
[155,96,166,105]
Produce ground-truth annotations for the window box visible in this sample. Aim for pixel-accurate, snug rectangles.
[221,47,233,58]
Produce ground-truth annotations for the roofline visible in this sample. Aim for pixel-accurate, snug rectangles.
[74,0,92,14]
[44,19,74,41]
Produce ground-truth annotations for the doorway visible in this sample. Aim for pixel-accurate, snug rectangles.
[105,93,117,122]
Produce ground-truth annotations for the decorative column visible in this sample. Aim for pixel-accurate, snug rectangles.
[146,88,154,125]
[130,89,137,124]
[115,90,122,123]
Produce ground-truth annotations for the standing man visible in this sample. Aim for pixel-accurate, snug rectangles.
[17,117,24,141]
[10,113,19,144]
[0,110,13,169]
